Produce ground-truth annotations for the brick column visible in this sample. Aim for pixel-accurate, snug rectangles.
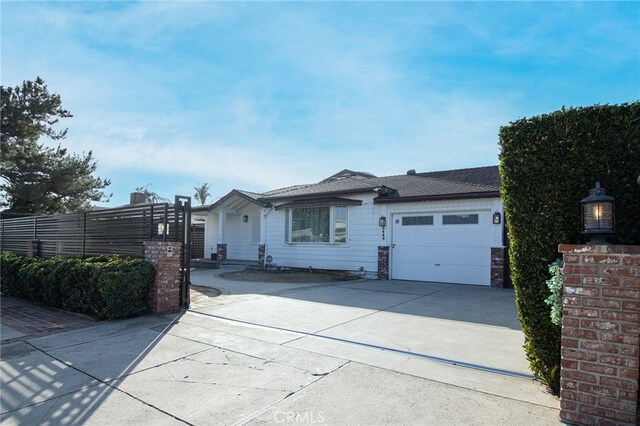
[216,243,227,261]
[378,246,390,280]
[490,247,507,288]
[144,241,182,314]
[26,240,40,258]
[559,244,640,426]
[258,244,266,269]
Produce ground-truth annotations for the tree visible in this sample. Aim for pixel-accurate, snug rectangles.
[194,182,211,205]
[1,77,111,214]
[134,184,168,203]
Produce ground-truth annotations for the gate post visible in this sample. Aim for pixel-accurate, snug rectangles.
[144,240,182,314]
[558,244,640,425]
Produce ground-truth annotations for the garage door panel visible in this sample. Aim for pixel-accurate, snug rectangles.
[392,263,490,285]
[391,212,492,286]
[393,246,488,266]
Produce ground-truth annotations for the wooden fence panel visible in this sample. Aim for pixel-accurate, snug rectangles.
[0,203,187,259]
[191,224,204,259]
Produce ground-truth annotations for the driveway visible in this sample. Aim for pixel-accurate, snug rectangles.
[1,266,560,425]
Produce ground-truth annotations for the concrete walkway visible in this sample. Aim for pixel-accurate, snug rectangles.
[0,267,561,425]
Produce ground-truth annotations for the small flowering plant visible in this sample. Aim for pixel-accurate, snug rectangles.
[544,259,564,326]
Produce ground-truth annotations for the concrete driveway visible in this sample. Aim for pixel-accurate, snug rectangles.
[1,266,560,425]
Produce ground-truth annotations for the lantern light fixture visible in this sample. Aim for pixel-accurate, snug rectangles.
[493,211,502,225]
[580,181,615,244]
[379,216,387,240]
[242,215,249,223]
[157,220,169,238]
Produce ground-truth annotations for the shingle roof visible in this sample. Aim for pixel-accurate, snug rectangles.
[320,169,378,183]
[259,166,501,203]
[205,166,502,210]
[417,165,501,188]
[208,189,271,211]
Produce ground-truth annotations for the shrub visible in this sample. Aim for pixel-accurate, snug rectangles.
[0,251,32,297]
[544,260,564,327]
[499,102,640,394]
[95,257,155,319]
[0,252,155,319]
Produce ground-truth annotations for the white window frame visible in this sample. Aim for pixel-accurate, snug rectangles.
[285,205,348,245]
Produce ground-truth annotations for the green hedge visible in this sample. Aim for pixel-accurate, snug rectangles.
[0,252,155,319]
[499,102,640,394]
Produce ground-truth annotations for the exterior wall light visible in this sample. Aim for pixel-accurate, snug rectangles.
[493,211,502,225]
[157,220,169,238]
[580,182,615,244]
[242,215,249,223]
[379,216,387,241]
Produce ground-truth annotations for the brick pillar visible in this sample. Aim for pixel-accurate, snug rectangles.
[258,244,266,269]
[558,244,640,426]
[378,246,390,280]
[490,247,507,288]
[216,243,227,261]
[144,241,182,314]
[26,240,40,258]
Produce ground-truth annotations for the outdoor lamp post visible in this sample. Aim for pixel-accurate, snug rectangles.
[580,182,615,244]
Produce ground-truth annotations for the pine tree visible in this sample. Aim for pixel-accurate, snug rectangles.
[1,77,111,214]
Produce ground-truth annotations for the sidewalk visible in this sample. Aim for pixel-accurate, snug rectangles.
[1,297,97,344]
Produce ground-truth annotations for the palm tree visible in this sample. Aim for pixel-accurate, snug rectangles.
[194,182,211,205]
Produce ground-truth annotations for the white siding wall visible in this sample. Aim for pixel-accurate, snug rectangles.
[204,205,261,261]
[225,205,261,261]
[204,211,218,258]
[261,195,503,278]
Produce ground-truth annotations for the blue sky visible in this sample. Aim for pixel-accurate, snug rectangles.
[2,1,639,207]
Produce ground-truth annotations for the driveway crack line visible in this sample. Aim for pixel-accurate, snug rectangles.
[186,309,533,380]
[229,361,350,426]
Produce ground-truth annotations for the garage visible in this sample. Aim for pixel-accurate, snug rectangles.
[390,211,492,285]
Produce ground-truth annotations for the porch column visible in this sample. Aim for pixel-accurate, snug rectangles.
[216,211,227,261]
[217,211,226,243]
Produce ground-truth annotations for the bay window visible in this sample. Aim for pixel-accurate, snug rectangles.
[285,206,348,244]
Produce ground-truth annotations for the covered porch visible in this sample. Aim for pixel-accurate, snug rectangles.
[198,190,268,262]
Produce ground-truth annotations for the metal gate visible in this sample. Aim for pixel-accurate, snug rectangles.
[174,196,191,309]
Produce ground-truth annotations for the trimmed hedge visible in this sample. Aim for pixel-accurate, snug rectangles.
[499,102,640,394]
[0,252,155,319]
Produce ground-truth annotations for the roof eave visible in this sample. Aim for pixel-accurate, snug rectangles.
[208,190,270,212]
[374,191,501,204]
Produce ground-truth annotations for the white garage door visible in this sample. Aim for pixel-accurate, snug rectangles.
[391,211,491,285]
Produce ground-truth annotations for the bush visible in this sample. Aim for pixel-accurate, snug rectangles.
[499,102,640,394]
[0,251,31,298]
[96,257,155,319]
[544,260,564,327]
[0,252,155,319]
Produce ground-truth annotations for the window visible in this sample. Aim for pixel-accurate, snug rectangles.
[442,214,479,225]
[402,216,433,226]
[334,206,347,243]
[286,206,347,244]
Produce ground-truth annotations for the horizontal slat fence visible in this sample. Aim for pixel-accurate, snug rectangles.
[191,224,204,259]
[1,203,188,259]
